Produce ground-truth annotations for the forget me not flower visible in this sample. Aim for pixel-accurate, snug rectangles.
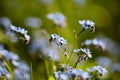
[79,20,95,33]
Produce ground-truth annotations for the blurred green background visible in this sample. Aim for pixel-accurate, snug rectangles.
[0,0,120,80]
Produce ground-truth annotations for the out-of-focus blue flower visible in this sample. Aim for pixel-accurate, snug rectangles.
[0,47,19,61]
[24,17,42,28]
[84,38,106,50]
[96,57,112,67]
[0,17,11,29]
[47,13,67,28]
[0,66,10,79]
[54,64,91,80]
[0,44,30,79]
[84,36,120,54]
[74,49,81,53]
[54,71,70,80]
[14,68,30,80]
[87,66,107,76]
[111,63,120,72]
[72,69,90,80]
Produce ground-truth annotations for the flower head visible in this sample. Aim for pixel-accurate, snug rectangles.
[47,13,66,28]
[50,34,67,47]
[50,34,60,41]
[80,48,92,58]
[74,48,92,61]
[87,66,107,76]
[84,38,106,50]
[72,69,90,79]
[10,25,30,44]
[58,37,67,46]
[79,20,95,32]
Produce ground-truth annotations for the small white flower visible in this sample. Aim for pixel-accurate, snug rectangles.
[86,20,95,27]
[58,37,67,45]
[20,28,28,34]
[80,48,92,58]
[79,20,95,32]
[10,25,17,31]
[79,20,88,29]
[50,34,60,41]
[50,34,67,47]
[25,35,30,40]
[24,34,31,45]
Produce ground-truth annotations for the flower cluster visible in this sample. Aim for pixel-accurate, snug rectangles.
[13,61,30,80]
[47,13,66,28]
[10,25,30,45]
[79,20,95,33]
[0,17,11,30]
[49,34,67,47]
[55,64,108,80]
[48,19,108,80]
[0,44,30,80]
[0,65,10,79]
[74,48,92,61]
[54,64,91,80]
[87,65,107,76]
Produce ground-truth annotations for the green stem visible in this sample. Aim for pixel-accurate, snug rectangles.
[66,28,85,65]
[66,34,78,65]
[3,60,13,80]
[77,28,85,36]
[30,62,33,80]
[45,60,49,79]
[73,56,81,68]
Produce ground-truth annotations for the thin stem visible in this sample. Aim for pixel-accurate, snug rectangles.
[45,59,49,79]
[3,60,12,73]
[47,42,55,76]
[3,60,13,80]
[30,62,33,80]
[73,56,81,68]
[63,49,67,64]
[77,28,85,36]
[66,34,77,65]
[66,29,85,65]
